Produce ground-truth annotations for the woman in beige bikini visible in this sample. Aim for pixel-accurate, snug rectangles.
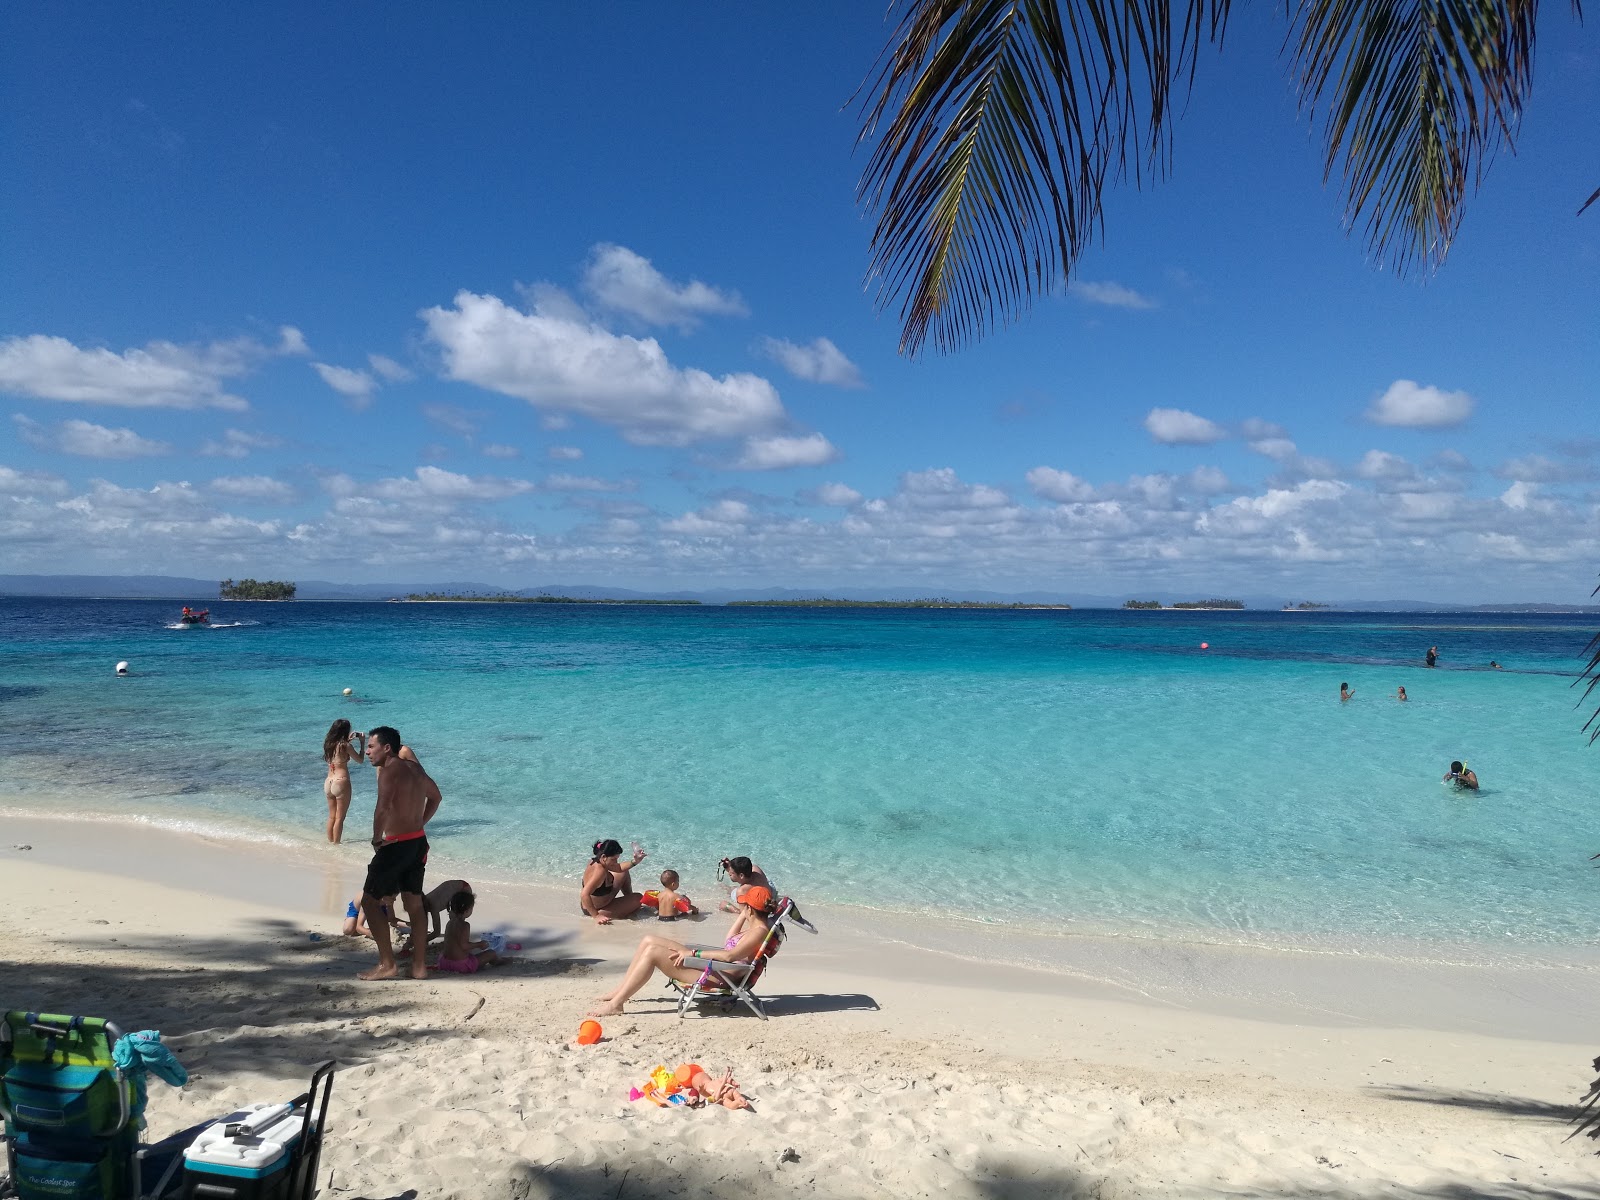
[322,719,365,843]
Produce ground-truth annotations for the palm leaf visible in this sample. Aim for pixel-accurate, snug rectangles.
[1573,574,1600,744]
[856,0,1228,356]
[1285,0,1538,273]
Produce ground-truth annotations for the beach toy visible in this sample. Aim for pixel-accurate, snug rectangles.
[116,661,129,675]
[1200,642,1209,649]
[674,1062,704,1087]
[343,687,353,696]
[577,1019,602,1045]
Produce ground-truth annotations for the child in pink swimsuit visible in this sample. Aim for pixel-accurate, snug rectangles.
[434,890,505,974]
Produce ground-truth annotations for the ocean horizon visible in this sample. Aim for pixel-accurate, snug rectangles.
[3,596,1596,967]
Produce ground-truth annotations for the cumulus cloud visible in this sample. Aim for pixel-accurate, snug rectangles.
[1367,380,1474,428]
[0,334,262,410]
[200,428,282,459]
[806,482,863,507]
[322,466,534,507]
[1353,450,1417,481]
[1072,281,1157,310]
[367,354,412,382]
[547,446,583,461]
[1500,481,1537,511]
[580,243,746,330]
[421,404,480,436]
[735,433,840,470]
[311,362,379,406]
[662,499,754,535]
[1026,466,1095,503]
[14,414,170,459]
[1493,454,1594,483]
[209,475,296,502]
[0,465,68,496]
[278,326,311,356]
[1144,407,1225,445]
[757,337,864,388]
[1247,437,1298,461]
[542,474,632,493]
[423,289,786,446]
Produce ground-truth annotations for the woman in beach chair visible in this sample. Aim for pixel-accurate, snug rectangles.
[588,885,777,1016]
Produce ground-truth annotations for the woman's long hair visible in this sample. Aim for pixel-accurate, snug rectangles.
[323,718,352,764]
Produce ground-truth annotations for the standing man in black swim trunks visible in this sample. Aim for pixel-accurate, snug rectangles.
[358,725,441,981]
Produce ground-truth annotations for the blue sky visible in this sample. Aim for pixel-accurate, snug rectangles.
[2,4,1596,599]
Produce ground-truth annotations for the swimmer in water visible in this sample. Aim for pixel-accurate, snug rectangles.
[1425,646,1438,668]
[1490,660,1503,670]
[1396,685,1408,702]
[1443,760,1479,790]
[1340,682,1354,702]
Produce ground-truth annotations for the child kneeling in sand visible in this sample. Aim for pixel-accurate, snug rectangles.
[434,890,504,974]
[648,869,697,920]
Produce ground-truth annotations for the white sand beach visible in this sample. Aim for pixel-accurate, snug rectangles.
[4,816,1599,1200]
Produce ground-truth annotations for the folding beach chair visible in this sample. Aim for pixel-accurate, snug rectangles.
[0,1010,198,1200]
[669,897,816,1020]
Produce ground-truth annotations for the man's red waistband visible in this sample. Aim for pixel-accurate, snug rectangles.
[383,829,427,844]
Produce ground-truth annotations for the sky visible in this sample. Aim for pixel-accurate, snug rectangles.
[2,4,1596,601]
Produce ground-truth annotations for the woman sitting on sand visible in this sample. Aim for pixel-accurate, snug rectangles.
[580,838,647,924]
[322,719,364,843]
[589,885,777,1016]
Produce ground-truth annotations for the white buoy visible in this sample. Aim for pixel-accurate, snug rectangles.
[342,687,353,696]
[115,661,129,676]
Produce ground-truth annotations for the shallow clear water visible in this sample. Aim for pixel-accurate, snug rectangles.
[2,598,1595,956]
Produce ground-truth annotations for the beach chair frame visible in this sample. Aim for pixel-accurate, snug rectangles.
[669,898,796,1020]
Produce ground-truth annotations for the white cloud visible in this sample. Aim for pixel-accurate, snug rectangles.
[1353,450,1417,481]
[1240,418,1287,440]
[1184,465,1234,495]
[482,444,521,459]
[1366,380,1474,428]
[735,432,840,470]
[1500,481,1537,510]
[580,243,746,330]
[0,465,68,496]
[0,334,259,410]
[367,354,412,382]
[807,482,863,507]
[311,362,378,406]
[757,337,864,388]
[423,289,786,446]
[421,404,480,436]
[209,475,296,502]
[547,445,583,461]
[1493,454,1593,483]
[14,414,171,458]
[1144,407,1224,445]
[1247,437,1299,461]
[1430,449,1473,472]
[543,474,632,493]
[1026,466,1095,503]
[662,499,753,534]
[278,326,311,356]
[363,466,534,503]
[200,428,282,459]
[1072,280,1157,310]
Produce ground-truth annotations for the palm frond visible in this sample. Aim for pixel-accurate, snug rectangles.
[1572,575,1600,744]
[1286,0,1537,274]
[1580,183,1600,215]
[856,0,1228,357]
[1569,1055,1600,1148]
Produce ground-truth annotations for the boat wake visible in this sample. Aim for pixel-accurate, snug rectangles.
[163,620,261,630]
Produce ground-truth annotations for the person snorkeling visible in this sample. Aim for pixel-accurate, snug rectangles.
[1443,760,1479,790]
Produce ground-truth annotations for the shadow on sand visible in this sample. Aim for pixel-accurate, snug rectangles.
[1369,1084,1579,1123]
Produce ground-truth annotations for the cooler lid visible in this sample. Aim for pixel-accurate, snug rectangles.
[184,1104,302,1171]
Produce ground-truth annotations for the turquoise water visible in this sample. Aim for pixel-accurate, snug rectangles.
[2,598,1596,956]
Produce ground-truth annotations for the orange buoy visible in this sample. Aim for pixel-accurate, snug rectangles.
[1200,642,1209,649]
[577,1020,602,1045]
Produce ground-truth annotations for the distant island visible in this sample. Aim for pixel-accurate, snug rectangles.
[403,592,700,605]
[1123,598,1245,610]
[1282,601,1329,610]
[219,578,295,601]
[726,597,1071,609]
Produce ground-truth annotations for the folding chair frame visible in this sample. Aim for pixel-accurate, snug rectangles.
[669,898,798,1020]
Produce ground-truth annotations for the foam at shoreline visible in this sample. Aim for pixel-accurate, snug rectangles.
[5,810,1592,1043]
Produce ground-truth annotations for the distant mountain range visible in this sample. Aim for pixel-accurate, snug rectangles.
[2,573,1597,613]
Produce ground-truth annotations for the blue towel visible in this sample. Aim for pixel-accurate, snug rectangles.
[112,1030,188,1125]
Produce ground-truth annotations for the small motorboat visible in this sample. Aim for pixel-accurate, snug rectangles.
[179,606,210,625]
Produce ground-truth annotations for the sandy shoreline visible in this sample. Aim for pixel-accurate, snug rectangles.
[3,818,1599,1198]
